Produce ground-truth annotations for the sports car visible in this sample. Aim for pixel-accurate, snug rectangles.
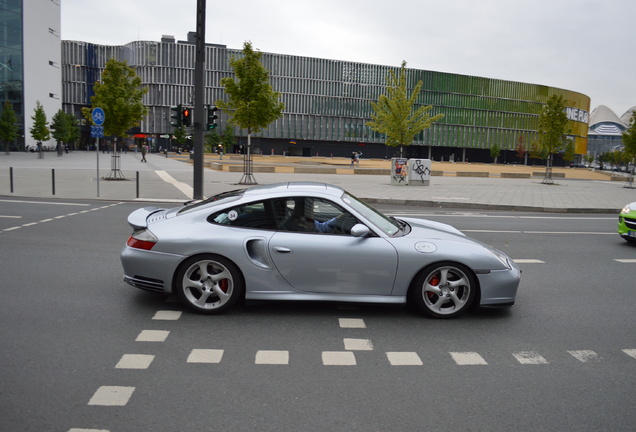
[618,201,636,244]
[121,182,520,318]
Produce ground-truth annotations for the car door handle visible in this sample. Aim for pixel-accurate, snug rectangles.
[273,246,292,254]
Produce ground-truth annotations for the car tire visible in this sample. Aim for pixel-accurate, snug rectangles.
[411,262,477,319]
[175,254,243,314]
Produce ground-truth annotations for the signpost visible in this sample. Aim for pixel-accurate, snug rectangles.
[92,108,105,197]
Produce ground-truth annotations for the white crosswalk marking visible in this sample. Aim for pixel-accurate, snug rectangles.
[343,338,373,351]
[513,351,548,364]
[450,351,488,365]
[622,349,636,359]
[115,354,155,369]
[136,330,169,342]
[152,310,182,320]
[568,350,600,363]
[322,351,356,365]
[339,318,366,328]
[255,350,289,365]
[386,352,423,366]
[88,386,135,406]
[614,259,636,263]
[187,349,224,363]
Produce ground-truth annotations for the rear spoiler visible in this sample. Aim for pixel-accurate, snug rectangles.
[127,207,163,230]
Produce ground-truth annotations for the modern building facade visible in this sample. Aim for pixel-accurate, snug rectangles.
[587,105,635,157]
[60,33,591,163]
[0,0,61,150]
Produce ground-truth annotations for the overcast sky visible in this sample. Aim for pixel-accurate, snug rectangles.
[61,0,635,118]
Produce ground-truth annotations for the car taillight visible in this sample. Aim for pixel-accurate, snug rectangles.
[127,229,157,250]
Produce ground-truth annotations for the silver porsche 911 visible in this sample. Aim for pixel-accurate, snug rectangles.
[121,182,520,318]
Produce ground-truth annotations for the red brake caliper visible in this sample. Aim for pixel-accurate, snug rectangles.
[427,273,440,299]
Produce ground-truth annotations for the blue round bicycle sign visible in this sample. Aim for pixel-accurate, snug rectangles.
[92,107,105,126]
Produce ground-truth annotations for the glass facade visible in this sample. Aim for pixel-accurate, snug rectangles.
[61,38,590,161]
[0,0,23,144]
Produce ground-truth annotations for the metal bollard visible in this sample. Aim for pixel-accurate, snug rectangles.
[136,171,139,198]
[52,169,55,195]
[10,167,14,193]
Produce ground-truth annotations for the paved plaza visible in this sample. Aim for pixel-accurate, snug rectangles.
[1,150,634,213]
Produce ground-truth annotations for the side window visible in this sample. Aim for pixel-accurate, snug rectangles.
[208,200,277,230]
[277,197,358,235]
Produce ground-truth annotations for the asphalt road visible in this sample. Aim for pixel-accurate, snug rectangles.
[1,199,635,432]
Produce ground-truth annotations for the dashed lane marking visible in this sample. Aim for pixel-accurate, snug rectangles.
[152,310,182,320]
[568,350,601,363]
[513,351,549,364]
[88,386,135,406]
[513,259,545,264]
[450,351,488,365]
[615,259,636,263]
[115,354,155,369]
[322,351,356,366]
[623,349,636,360]
[135,330,170,342]
[386,352,423,366]
[187,349,224,363]
[255,350,290,365]
[343,338,373,351]
[339,318,366,328]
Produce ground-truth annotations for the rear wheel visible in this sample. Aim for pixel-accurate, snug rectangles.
[175,254,243,314]
[411,262,477,319]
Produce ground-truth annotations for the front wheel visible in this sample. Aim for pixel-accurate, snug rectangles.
[411,262,477,319]
[175,254,243,314]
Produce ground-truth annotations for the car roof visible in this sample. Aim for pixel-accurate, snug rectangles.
[242,182,345,199]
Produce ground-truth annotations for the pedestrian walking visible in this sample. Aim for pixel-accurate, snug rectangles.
[355,151,362,167]
[350,152,356,167]
[141,144,147,162]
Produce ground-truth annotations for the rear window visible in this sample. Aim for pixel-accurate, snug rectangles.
[178,189,245,215]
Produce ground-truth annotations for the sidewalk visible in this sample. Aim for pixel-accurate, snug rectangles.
[1,150,634,213]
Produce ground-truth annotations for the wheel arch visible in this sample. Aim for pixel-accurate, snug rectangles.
[407,260,482,307]
[170,252,247,299]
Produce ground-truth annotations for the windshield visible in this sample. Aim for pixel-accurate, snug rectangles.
[342,192,401,236]
[177,189,245,215]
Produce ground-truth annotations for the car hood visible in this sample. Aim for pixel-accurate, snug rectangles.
[399,217,465,238]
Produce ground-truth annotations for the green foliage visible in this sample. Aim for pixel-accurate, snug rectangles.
[220,126,235,152]
[622,111,636,162]
[173,126,188,146]
[490,144,501,162]
[0,100,18,153]
[563,139,576,163]
[30,101,50,144]
[216,41,284,135]
[51,110,80,146]
[529,140,548,160]
[205,129,220,153]
[537,94,570,156]
[81,59,148,138]
[366,61,444,151]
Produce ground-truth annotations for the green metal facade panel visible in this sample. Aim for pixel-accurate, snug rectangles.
[61,40,591,153]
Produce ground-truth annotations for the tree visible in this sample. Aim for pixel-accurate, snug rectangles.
[514,135,527,164]
[490,144,501,164]
[367,61,444,157]
[563,139,576,166]
[81,59,148,179]
[30,101,50,158]
[220,125,236,153]
[537,94,570,184]
[173,126,188,152]
[51,110,79,155]
[622,111,636,187]
[204,129,220,154]
[216,41,284,184]
[0,100,18,154]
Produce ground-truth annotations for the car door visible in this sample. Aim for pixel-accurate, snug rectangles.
[268,197,398,295]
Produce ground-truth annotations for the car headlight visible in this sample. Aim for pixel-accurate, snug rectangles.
[489,248,512,270]
[621,204,634,215]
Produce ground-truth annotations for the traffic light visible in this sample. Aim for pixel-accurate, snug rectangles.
[181,107,191,127]
[206,105,218,130]
[170,104,182,127]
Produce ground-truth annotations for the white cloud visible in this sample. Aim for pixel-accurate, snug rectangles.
[60,0,636,116]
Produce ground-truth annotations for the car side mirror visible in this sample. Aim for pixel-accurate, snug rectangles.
[350,224,370,238]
